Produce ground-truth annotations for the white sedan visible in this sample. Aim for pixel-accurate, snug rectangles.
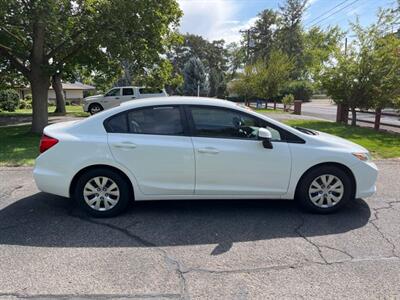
[34,97,378,217]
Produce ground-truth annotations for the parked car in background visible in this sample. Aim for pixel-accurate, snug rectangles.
[34,97,378,218]
[83,86,168,114]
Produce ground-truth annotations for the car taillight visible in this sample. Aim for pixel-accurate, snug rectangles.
[39,135,59,153]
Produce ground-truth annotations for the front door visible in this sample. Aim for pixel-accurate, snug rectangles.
[107,105,195,195]
[187,106,292,196]
[103,88,122,109]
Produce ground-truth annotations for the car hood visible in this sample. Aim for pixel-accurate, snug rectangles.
[83,94,103,102]
[309,130,368,153]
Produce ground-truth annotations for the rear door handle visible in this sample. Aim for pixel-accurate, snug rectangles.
[197,147,219,154]
[112,142,137,149]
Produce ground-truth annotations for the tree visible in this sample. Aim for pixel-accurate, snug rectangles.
[276,0,308,79]
[320,47,370,126]
[136,59,183,91]
[303,26,343,82]
[254,50,294,108]
[352,7,400,129]
[248,9,278,60]
[321,4,400,128]
[208,68,226,98]
[0,0,181,133]
[228,64,257,105]
[183,57,208,96]
[168,34,229,95]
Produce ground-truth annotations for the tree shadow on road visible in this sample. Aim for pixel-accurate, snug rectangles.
[0,193,371,254]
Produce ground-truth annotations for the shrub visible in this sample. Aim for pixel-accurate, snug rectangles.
[282,94,294,111]
[19,100,28,109]
[280,81,314,102]
[0,89,20,112]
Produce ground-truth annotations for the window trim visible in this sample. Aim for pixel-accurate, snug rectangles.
[103,105,190,136]
[184,105,305,143]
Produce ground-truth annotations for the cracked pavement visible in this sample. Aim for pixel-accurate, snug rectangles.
[0,160,399,299]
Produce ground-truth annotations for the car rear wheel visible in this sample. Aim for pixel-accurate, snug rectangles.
[74,168,131,217]
[88,103,103,115]
[296,166,353,213]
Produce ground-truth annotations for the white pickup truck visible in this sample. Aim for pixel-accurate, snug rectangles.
[83,86,168,114]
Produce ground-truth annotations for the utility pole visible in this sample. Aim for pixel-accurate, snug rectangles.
[344,37,348,56]
[239,28,256,64]
[197,81,200,97]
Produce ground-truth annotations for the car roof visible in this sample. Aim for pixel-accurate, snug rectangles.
[119,96,238,109]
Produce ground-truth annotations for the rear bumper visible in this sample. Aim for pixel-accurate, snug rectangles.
[33,162,71,198]
[352,160,378,198]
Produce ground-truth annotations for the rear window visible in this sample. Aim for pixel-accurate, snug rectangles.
[105,113,128,133]
[104,106,183,136]
[122,88,134,96]
[139,88,163,94]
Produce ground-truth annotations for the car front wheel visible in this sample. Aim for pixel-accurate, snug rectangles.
[296,166,353,213]
[88,103,103,115]
[74,168,131,217]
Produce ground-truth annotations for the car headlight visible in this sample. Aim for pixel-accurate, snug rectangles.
[352,152,371,161]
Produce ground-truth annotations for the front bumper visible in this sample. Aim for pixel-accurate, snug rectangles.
[352,160,378,198]
[82,102,89,112]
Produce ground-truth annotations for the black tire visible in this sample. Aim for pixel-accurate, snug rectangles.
[74,168,132,217]
[88,103,103,115]
[296,165,353,214]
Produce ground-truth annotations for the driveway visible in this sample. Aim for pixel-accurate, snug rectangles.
[0,160,399,299]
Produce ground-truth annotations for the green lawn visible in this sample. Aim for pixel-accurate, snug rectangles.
[0,125,40,166]
[284,120,400,159]
[0,120,399,167]
[0,105,89,118]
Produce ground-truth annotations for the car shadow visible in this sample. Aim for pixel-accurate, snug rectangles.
[0,193,371,254]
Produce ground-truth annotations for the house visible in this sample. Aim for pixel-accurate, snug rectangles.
[19,82,96,104]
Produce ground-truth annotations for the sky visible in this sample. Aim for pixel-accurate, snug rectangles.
[177,0,398,44]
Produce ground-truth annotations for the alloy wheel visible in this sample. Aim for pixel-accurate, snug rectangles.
[308,174,344,208]
[83,176,120,211]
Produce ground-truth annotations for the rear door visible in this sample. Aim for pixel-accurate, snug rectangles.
[106,105,195,195]
[187,105,292,196]
[120,87,136,103]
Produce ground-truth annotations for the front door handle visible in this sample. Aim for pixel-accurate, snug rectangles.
[197,147,219,154]
[112,142,137,149]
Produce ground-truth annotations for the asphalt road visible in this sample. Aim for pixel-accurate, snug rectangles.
[0,160,399,299]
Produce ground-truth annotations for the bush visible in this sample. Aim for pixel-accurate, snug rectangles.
[282,94,294,111]
[19,100,28,109]
[280,81,314,102]
[0,89,20,112]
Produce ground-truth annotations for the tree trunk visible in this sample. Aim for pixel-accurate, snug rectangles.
[30,18,49,134]
[350,107,357,126]
[52,74,66,115]
[30,74,50,134]
[374,107,382,131]
[273,100,277,110]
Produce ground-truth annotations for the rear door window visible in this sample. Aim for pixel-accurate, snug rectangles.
[127,106,184,135]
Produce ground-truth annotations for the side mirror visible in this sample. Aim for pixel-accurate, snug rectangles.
[258,128,273,149]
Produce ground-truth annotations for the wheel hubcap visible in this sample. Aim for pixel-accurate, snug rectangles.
[308,174,344,208]
[83,176,120,211]
[91,106,101,113]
